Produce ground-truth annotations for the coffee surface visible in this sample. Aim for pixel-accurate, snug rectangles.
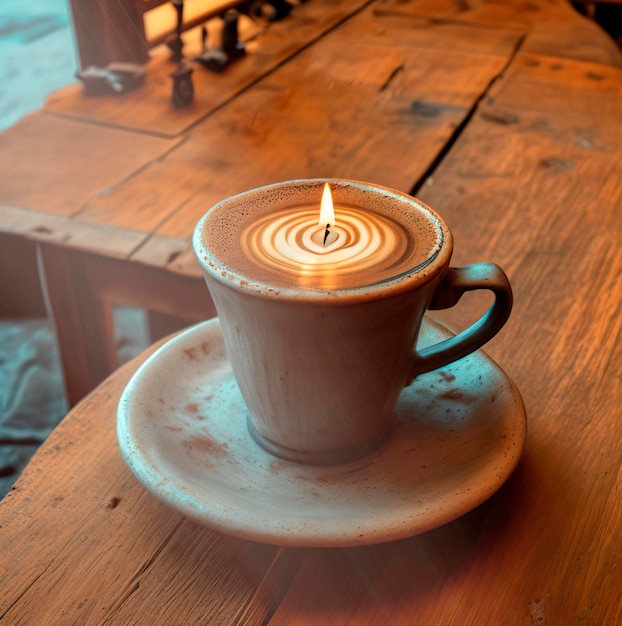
[201,184,443,291]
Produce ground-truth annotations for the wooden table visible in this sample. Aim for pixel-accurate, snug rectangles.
[1,0,621,622]
[0,0,620,406]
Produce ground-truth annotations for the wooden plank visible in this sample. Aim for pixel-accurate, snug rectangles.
[130,233,192,269]
[79,36,406,235]
[337,8,524,56]
[0,337,291,624]
[75,155,202,233]
[373,0,552,30]
[127,235,206,280]
[388,47,508,108]
[416,108,621,331]
[268,79,622,626]
[0,113,179,219]
[149,60,500,243]
[45,0,374,137]
[125,11,517,269]
[489,52,622,122]
[38,244,118,407]
[168,244,206,278]
[1,4,621,623]
[0,204,146,259]
[415,62,622,355]
[269,506,503,624]
[373,0,622,68]
[521,4,622,67]
[142,78,465,245]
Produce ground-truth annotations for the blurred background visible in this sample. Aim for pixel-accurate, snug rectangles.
[0,0,75,131]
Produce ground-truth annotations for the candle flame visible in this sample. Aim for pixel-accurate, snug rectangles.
[319,183,335,227]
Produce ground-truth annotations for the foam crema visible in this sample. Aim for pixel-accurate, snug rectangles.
[198,180,444,291]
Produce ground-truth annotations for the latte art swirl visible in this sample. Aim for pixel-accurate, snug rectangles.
[196,180,446,294]
[240,206,414,288]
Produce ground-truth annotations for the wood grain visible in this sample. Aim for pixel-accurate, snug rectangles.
[1,3,621,622]
[0,0,622,625]
[267,46,622,626]
[374,0,622,67]
[338,7,524,56]
[0,338,290,625]
[0,203,146,258]
[267,162,621,625]
[130,234,194,274]
[374,0,549,29]
[490,52,622,122]
[36,0,576,397]
[242,7,622,623]
[38,244,118,408]
[521,8,622,67]
[122,9,518,270]
[0,114,179,218]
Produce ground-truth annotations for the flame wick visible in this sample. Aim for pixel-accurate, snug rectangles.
[323,223,330,246]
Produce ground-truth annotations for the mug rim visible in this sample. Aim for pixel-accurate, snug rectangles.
[193,178,453,302]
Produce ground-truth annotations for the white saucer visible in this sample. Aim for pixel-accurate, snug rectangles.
[118,317,526,547]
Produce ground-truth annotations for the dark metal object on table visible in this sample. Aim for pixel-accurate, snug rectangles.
[222,10,246,61]
[166,0,185,62]
[196,10,246,73]
[195,24,216,66]
[201,25,209,53]
[170,63,194,107]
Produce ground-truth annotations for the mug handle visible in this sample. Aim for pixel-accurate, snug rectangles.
[407,263,513,382]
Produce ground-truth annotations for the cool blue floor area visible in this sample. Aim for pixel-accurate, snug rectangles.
[0,0,76,130]
[0,2,150,496]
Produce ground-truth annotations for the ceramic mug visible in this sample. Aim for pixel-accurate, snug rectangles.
[193,179,512,465]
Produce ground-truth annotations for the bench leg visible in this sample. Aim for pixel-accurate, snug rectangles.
[37,244,116,408]
[37,244,216,407]
[0,234,46,318]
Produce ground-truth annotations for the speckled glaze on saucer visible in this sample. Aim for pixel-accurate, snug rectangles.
[117,317,525,547]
